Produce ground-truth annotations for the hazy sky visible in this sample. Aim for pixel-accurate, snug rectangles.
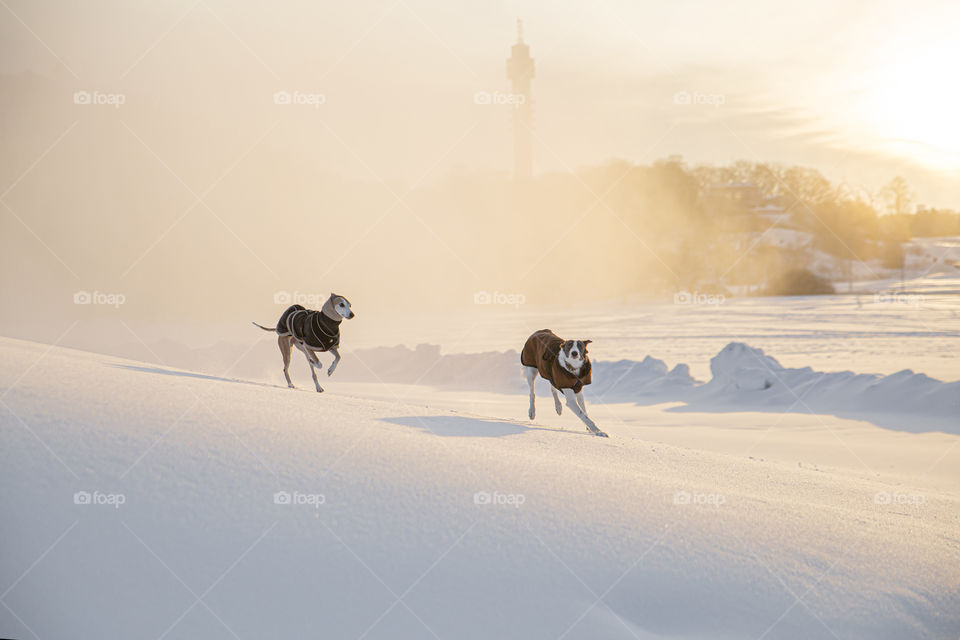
[3,0,960,356]
[2,0,959,204]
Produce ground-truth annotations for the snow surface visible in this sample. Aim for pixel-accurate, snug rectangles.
[2,336,959,639]
[60,273,960,387]
[339,341,959,433]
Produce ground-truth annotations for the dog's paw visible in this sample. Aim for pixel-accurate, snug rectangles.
[327,368,335,377]
[315,387,324,393]
[287,383,296,389]
[528,408,535,420]
[591,429,608,438]
[554,403,563,415]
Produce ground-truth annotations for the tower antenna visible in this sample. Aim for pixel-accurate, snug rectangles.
[506,20,535,181]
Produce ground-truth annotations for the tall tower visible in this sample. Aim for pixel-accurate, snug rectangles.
[506,19,534,181]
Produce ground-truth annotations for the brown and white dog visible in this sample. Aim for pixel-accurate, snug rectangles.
[520,329,607,437]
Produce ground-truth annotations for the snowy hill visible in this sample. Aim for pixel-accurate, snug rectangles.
[1,336,958,639]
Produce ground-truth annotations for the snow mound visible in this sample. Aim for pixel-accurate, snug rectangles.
[591,357,697,400]
[707,342,781,391]
[690,342,960,428]
[343,342,958,431]
[341,345,698,397]
[344,344,522,392]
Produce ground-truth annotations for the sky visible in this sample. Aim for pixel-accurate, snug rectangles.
[2,0,960,353]
[2,0,959,203]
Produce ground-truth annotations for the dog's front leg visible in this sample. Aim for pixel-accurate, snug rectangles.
[575,391,587,414]
[326,348,341,377]
[562,388,607,437]
[551,386,563,415]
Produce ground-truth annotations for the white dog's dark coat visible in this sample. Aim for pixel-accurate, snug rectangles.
[276,304,341,351]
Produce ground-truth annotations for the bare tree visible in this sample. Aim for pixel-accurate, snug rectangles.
[879,176,914,216]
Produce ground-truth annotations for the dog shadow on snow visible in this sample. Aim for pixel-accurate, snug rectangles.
[381,415,579,438]
[109,364,288,390]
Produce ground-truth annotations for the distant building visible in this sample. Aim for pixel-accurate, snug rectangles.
[506,20,535,181]
[707,181,790,223]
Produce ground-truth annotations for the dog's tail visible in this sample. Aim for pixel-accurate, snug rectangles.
[252,322,276,332]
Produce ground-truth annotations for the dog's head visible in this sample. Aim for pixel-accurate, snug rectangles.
[560,339,591,369]
[325,293,355,319]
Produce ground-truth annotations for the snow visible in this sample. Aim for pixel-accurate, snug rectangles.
[338,341,958,432]
[66,273,959,390]
[2,335,958,639]
[689,342,960,429]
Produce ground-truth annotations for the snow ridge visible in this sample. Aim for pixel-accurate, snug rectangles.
[343,342,958,431]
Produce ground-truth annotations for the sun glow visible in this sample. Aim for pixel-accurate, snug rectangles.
[865,40,960,168]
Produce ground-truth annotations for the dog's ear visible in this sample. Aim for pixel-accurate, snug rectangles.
[583,340,592,347]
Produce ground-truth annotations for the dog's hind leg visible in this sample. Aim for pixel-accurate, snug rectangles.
[296,344,325,393]
[279,335,295,389]
[562,388,607,437]
[523,366,538,419]
[326,348,340,377]
[550,386,563,415]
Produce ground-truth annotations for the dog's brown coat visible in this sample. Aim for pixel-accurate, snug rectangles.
[521,329,592,393]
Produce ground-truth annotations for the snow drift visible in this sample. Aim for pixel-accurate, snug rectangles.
[340,342,958,432]
[339,343,698,397]
[687,342,960,427]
